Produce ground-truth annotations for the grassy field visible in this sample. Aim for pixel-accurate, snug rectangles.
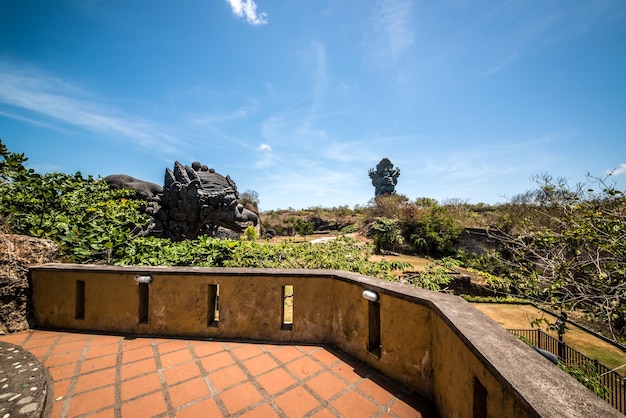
[473,303,626,376]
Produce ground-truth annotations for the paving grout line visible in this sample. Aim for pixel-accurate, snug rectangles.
[38,332,64,365]
[227,342,287,418]
[113,337,123,418]
[58,334,91,418]
[294,346,350,418]
[150,337,175,417]
[220,340,270,417]
[186,339,230,417]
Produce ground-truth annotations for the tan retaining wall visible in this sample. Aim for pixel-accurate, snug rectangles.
[30,264,619,417]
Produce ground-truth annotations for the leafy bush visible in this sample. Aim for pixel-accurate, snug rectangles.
[406,257,460,291]
[559,361,611,400]
[371,217,403,252]
[294,219,314,240]
[117,235,411,281]
[0,140,147,263]
[404,200,463,256]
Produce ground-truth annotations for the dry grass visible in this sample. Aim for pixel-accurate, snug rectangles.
[473,303,626,376]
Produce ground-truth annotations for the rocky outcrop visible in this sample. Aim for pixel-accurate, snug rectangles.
[308,216,355,232]
[0,234,58,334]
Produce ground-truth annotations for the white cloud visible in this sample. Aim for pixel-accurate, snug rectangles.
[254,143,274,168]
[607,164,626,176]
[225,0,268,26]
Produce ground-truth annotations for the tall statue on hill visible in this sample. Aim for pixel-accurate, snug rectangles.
[369,158,400,197]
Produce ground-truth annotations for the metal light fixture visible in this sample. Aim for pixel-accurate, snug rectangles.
[134,275,153,284]
[362,290,379,303]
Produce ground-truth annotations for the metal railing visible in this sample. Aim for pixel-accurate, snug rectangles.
[508,329,626,414]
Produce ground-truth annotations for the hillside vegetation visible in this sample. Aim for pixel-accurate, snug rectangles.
[1,140,625,342]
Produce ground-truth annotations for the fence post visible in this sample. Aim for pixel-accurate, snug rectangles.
[537,330,542,349]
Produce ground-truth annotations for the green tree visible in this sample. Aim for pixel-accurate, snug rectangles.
[294,219,314,241]
[490,173,626,340]
[405,199,463,256]
[371,217,403,253]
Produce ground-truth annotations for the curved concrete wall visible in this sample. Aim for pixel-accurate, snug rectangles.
[30,264,619,417]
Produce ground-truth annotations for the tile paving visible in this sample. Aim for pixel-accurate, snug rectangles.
[0,330,434,417]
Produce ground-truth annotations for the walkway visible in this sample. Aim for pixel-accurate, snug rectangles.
[0,330,434,417]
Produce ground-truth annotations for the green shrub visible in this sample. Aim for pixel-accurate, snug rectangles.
[405,201,462,256]
[0,141,147,263]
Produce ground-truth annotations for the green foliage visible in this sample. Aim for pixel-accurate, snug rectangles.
[559,361,611,400]
[243,225,258,241]
[405,200,463,256]
[407,257,461,291]
[117,235,411,281]
[371,217,403,252]
[0,140,148,263]
[489,173,626,340]
[530,312,569,338]
[455,249,515,292]
[339,224,359,234]
[461,295,531,304]
[0,140,32,180]
[117,235,240,266]
[294,219,314,240]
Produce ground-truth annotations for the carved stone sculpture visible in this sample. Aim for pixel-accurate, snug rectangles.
[105,161,259,241]
[368,158,400,196]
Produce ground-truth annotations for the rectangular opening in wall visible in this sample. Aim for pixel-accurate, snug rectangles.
[282,285,293,330]
[75,280,85,320]
[367,300,381,357]
[473,376,488,418]
[207,284,219,327]
[138,283,149,324]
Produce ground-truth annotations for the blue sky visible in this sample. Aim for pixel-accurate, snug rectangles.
[1,1,625,210]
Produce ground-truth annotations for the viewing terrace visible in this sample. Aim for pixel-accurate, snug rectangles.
[1,264,620,417]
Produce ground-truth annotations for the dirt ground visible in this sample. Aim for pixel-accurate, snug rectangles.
[473,303,626,376]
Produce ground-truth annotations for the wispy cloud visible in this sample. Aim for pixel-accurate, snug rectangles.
[369,0,416,66]
[225,0,268,26]
[0,62,181,153]
[482,52,519,76]
[193,103,255,126]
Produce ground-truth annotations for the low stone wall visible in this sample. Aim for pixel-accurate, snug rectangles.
[30,264,619,417]
[457,227,504,255]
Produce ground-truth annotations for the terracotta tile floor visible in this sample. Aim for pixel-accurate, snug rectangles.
[0,330,434,417]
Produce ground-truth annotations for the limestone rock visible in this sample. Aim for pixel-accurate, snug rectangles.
[0,234,58,333]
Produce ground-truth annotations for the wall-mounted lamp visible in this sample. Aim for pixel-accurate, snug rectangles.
[362,290,379,303]
[134,275,153,284]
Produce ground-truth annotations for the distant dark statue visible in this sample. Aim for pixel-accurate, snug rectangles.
[105,161,259,241]
[369,158,400,197]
